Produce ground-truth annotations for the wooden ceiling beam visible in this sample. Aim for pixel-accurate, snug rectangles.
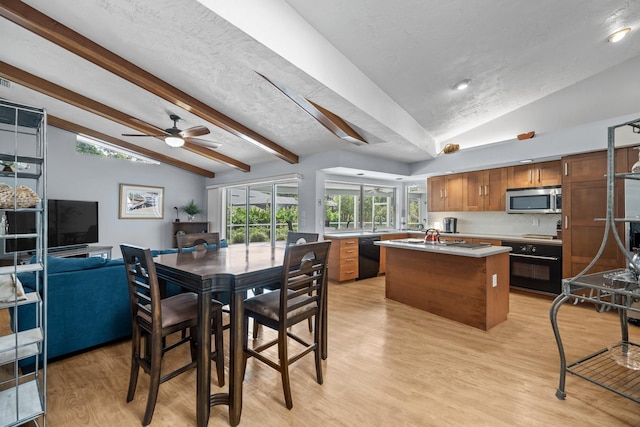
[48,116,215,178]
[0,0,299,164]
[0,61,250,172]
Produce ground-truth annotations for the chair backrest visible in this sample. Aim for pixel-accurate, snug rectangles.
[120,244,162,333]
[279,240,331,326]
[285,232,319,246]
[177,232,220,253]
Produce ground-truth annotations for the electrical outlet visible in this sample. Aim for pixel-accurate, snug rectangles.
[492,274,498,287]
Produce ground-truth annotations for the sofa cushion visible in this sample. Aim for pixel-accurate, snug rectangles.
[45,256,109,274]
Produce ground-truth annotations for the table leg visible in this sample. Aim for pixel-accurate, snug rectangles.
[228,289,245,426]
[197,292,212,427]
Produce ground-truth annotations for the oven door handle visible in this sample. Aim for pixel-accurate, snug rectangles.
[509,253,560,261]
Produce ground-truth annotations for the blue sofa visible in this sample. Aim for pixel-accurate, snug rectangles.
[12,249,180,370]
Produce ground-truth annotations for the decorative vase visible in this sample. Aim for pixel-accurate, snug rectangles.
[188,215,196,222]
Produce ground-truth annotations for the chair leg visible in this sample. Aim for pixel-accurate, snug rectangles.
[142,333,163,426]
[127,328,141,402]
[279,329,293,410]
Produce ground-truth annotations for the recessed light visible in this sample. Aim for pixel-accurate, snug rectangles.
[453,79,471,91]
[356,172,364,176]
[446,170,455,174]
[608,28,631,43]
[520,159,533,163]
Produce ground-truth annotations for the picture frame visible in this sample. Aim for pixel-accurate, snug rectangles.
[119,184,164,219]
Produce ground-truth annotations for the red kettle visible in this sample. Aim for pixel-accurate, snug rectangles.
[424,228,440,243]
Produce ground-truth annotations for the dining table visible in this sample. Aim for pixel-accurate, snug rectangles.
[152,244,290,427]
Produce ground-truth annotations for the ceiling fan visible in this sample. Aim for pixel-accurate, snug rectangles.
[122,114,220,149]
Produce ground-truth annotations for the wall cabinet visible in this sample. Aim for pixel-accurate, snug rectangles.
[326,237,359,282]
[508,160,561,188]
[428,174,463,212]
[0,101,47,426]
[561,149,627,278]
[462,168,507,211]
[171,221,209,247]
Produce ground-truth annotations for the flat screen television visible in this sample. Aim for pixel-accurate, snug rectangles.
[5,199,99,253]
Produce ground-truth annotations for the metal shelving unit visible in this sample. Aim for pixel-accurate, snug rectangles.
[550,117,640,403]
[0,100,47,426]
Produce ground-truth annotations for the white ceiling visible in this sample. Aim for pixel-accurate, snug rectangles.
[1,0,640,177]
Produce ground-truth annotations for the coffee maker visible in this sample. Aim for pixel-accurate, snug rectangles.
[442,217,458,233]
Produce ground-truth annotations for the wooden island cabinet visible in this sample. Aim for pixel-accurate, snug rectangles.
[378,240,511,330]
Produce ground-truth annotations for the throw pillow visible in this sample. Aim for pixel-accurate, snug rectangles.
[0,273,27,302]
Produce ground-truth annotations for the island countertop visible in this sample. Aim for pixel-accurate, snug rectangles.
[375,239,512,258]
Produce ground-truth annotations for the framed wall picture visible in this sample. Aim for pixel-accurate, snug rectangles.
[119,184,164,219]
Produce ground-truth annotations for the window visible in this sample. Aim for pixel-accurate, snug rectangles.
[324,181,396,230]
[225,179,299,245]
[406,183,427,229]
[76,135,159,164]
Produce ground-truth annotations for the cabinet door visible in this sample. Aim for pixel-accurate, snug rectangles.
[462,171,483,211]
[508,164,535,188]
[561,149,627,278]
[536,161,562,186]
[484,168,507,211]
[428,176,446,212]
[445,174,463,211]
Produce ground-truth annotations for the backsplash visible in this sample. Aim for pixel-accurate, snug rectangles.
[428,212,561,237]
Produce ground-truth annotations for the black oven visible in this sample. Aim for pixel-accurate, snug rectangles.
[502,241,562,295]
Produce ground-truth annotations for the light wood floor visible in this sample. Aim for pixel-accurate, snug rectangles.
[10,276,640,426]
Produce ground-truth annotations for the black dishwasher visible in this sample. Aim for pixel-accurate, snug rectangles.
[358,236,380,280]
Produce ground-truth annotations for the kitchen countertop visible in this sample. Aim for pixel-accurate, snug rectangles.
[376,239,512,258]
[323,230,562,245]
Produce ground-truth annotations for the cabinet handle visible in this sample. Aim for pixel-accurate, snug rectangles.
[440,189,444,199]
[537,168,541,183]
[345,270,355,274]
[345,258,354,262]
[484,185,489,196]
[345,249,355,253]
[529,169,532,183]
[564,162,568,176]
[564,216,568,230]
[444,188,447,198]
[479,186,482,196]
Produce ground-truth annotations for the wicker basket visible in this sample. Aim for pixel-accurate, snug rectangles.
[0,184,40,209]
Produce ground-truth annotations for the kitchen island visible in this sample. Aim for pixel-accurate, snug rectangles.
[376,239,512,330]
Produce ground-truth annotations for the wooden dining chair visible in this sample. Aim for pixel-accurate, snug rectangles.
[252,231,320,338]
[120,244,225,426]
[176,232,220,252]
[242,240,331,409]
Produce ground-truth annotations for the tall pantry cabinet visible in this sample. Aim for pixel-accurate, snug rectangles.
[0,101,47,426]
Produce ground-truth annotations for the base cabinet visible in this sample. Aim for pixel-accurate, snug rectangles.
[326,237,359,282]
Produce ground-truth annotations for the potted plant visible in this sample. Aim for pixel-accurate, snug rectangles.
[182,199,201,221]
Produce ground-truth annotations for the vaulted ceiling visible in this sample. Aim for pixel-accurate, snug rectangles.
[1,0,640,178]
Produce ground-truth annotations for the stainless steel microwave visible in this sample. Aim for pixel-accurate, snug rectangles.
[506,186,562,214]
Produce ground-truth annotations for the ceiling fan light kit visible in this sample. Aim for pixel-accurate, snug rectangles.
[165,136,185,147]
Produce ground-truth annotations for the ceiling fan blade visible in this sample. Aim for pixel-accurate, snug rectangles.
[121,133,166,137]
[180,125,210,138]
[186,137,221,149]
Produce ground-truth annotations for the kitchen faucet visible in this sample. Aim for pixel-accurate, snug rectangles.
[372,215,381,232]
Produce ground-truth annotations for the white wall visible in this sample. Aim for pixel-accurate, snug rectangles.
[46,126,207,252]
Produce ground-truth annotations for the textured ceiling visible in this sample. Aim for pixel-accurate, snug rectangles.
[1,0,640,177]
